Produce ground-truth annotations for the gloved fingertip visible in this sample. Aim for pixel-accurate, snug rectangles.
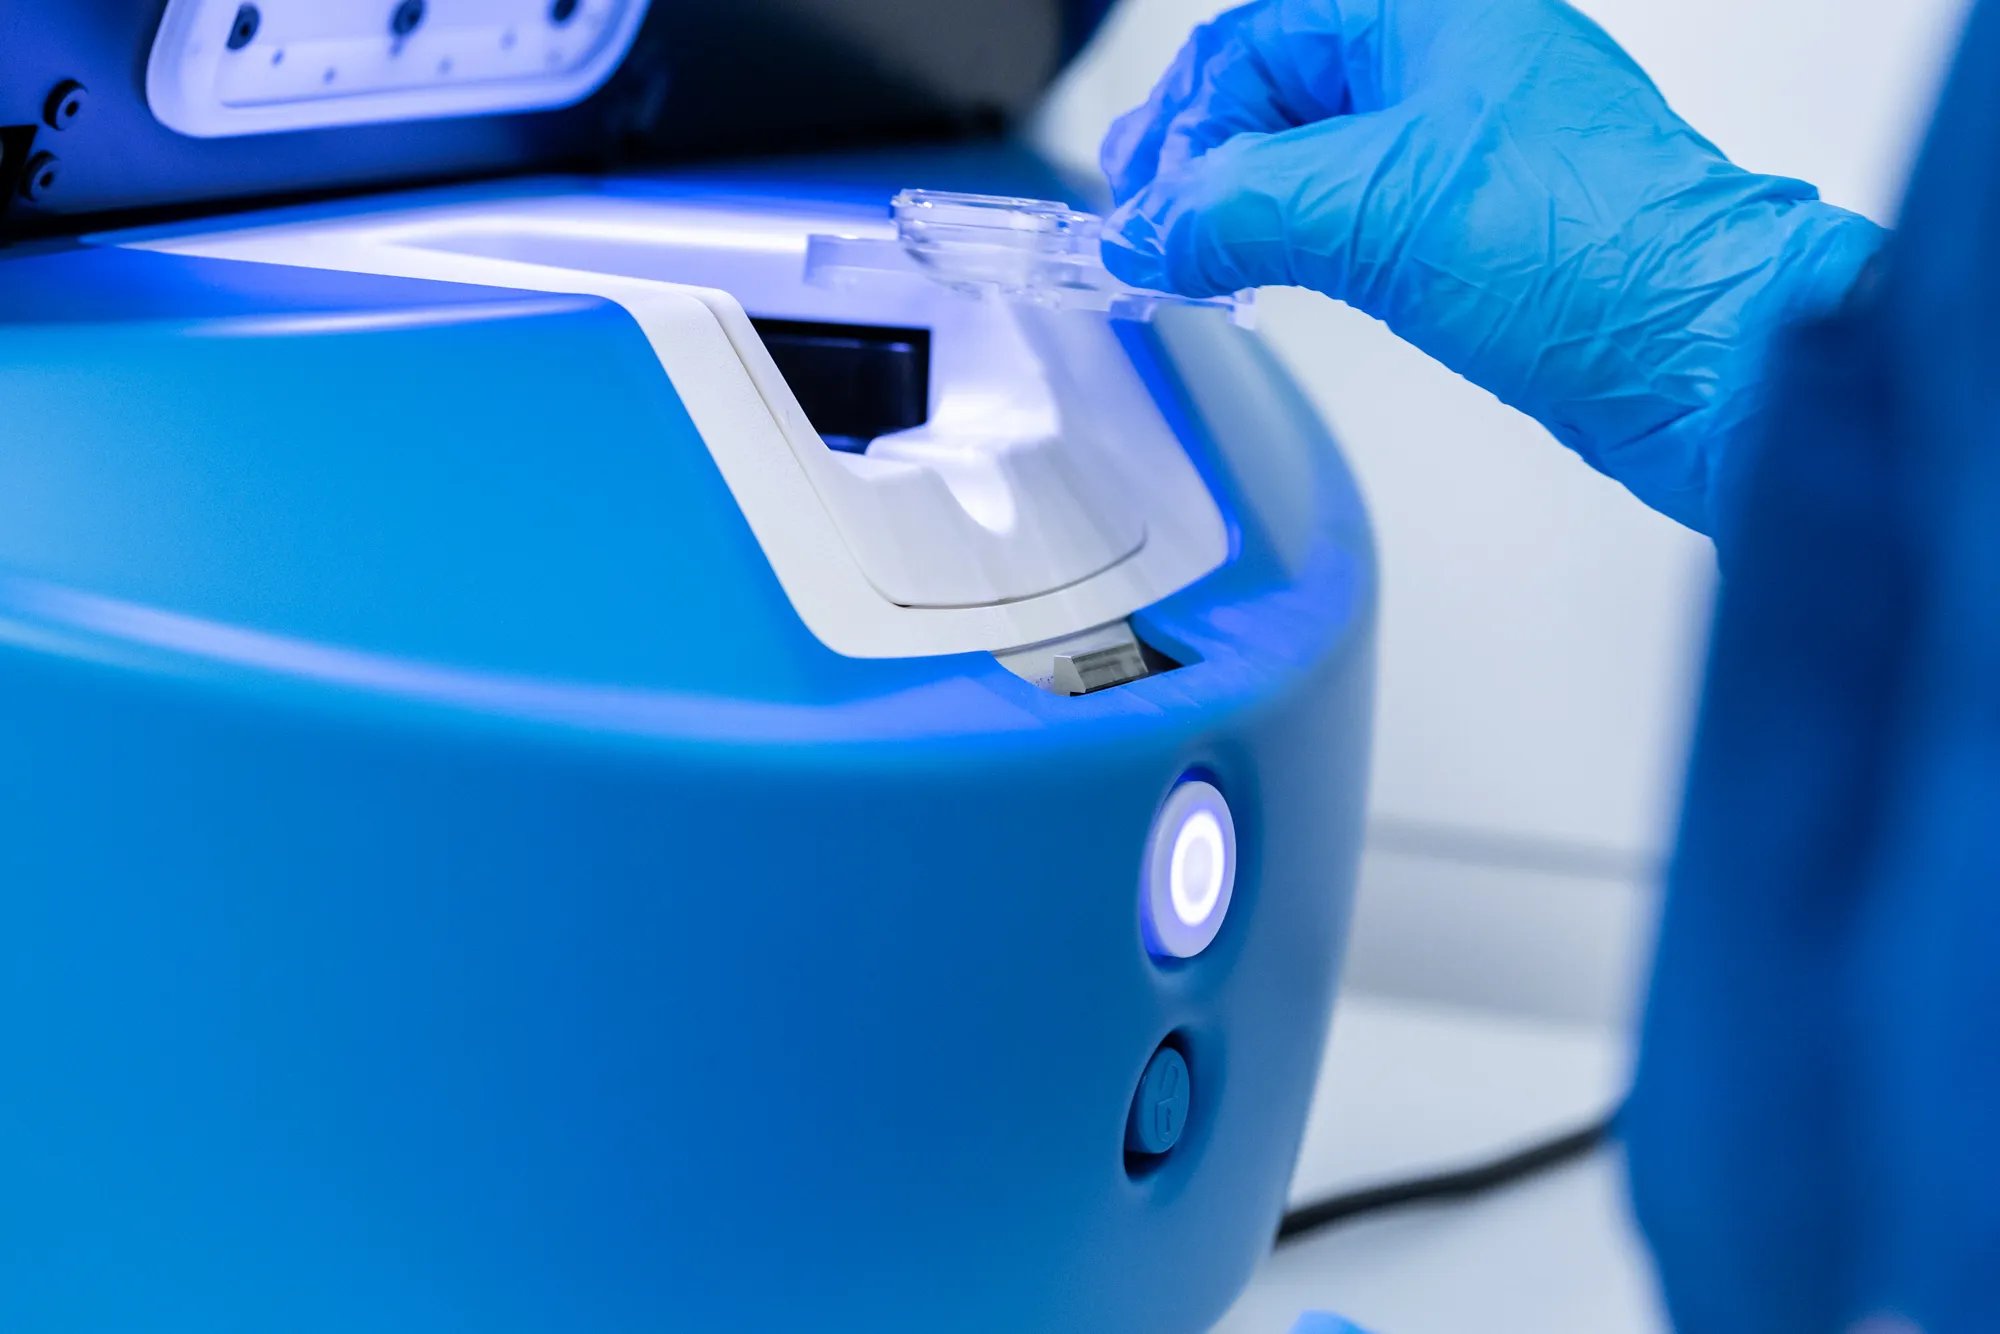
[1288,1315,1376,1334]
[1099,110,1151,206]
[1100,199,1173,293]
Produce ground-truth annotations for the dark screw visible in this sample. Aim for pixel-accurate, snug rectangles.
[549,0,579,24]
[226,3,261,50]
[43,79,87,131]
[390,0,425,38]
[20,152,60,203]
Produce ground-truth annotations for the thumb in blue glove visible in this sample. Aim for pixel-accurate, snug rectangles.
[1290,1313,1376,1333]
[1100,0,1884,533]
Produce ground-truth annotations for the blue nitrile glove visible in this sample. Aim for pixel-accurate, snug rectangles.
[1290,1314,1374,1334]
[1099,0,1886,533]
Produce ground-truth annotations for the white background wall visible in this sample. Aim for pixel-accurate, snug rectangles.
[1034,0,1970,1026]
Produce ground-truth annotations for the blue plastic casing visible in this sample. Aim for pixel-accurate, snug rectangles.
[0,155,1375,1333]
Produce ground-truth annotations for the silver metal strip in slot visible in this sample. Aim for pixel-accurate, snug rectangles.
[994,619,1154,696]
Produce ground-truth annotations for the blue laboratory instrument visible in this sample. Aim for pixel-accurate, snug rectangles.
[0,5,1376,1330]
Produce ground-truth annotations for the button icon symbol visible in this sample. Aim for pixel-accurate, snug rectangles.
[1126,1044,1191,1157]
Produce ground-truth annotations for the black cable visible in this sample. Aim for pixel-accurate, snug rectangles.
[1275,1108,1619,1245]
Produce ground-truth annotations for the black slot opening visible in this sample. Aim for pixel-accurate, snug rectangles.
[749,317,930,454]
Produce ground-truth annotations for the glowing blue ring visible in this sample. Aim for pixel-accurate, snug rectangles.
[1141,778,1237,960]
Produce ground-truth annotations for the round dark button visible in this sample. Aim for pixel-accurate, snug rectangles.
[43,80,87,131]
[226,4,261,50]
[390,0,426,38]
[1126,1045,1191,1157]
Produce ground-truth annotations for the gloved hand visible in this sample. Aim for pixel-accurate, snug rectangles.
[1100,0,1886,533]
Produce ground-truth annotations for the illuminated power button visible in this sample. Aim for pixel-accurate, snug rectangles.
[1140,778,1237,960]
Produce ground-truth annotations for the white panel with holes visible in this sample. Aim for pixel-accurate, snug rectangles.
[146,0,652,138]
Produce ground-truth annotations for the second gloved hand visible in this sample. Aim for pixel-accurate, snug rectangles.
[1100,0,1885,532]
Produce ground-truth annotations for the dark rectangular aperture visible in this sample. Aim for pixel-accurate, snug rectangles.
[749,317,930,454]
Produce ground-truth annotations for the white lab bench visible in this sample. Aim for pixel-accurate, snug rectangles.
[1218,993,1668,1334]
